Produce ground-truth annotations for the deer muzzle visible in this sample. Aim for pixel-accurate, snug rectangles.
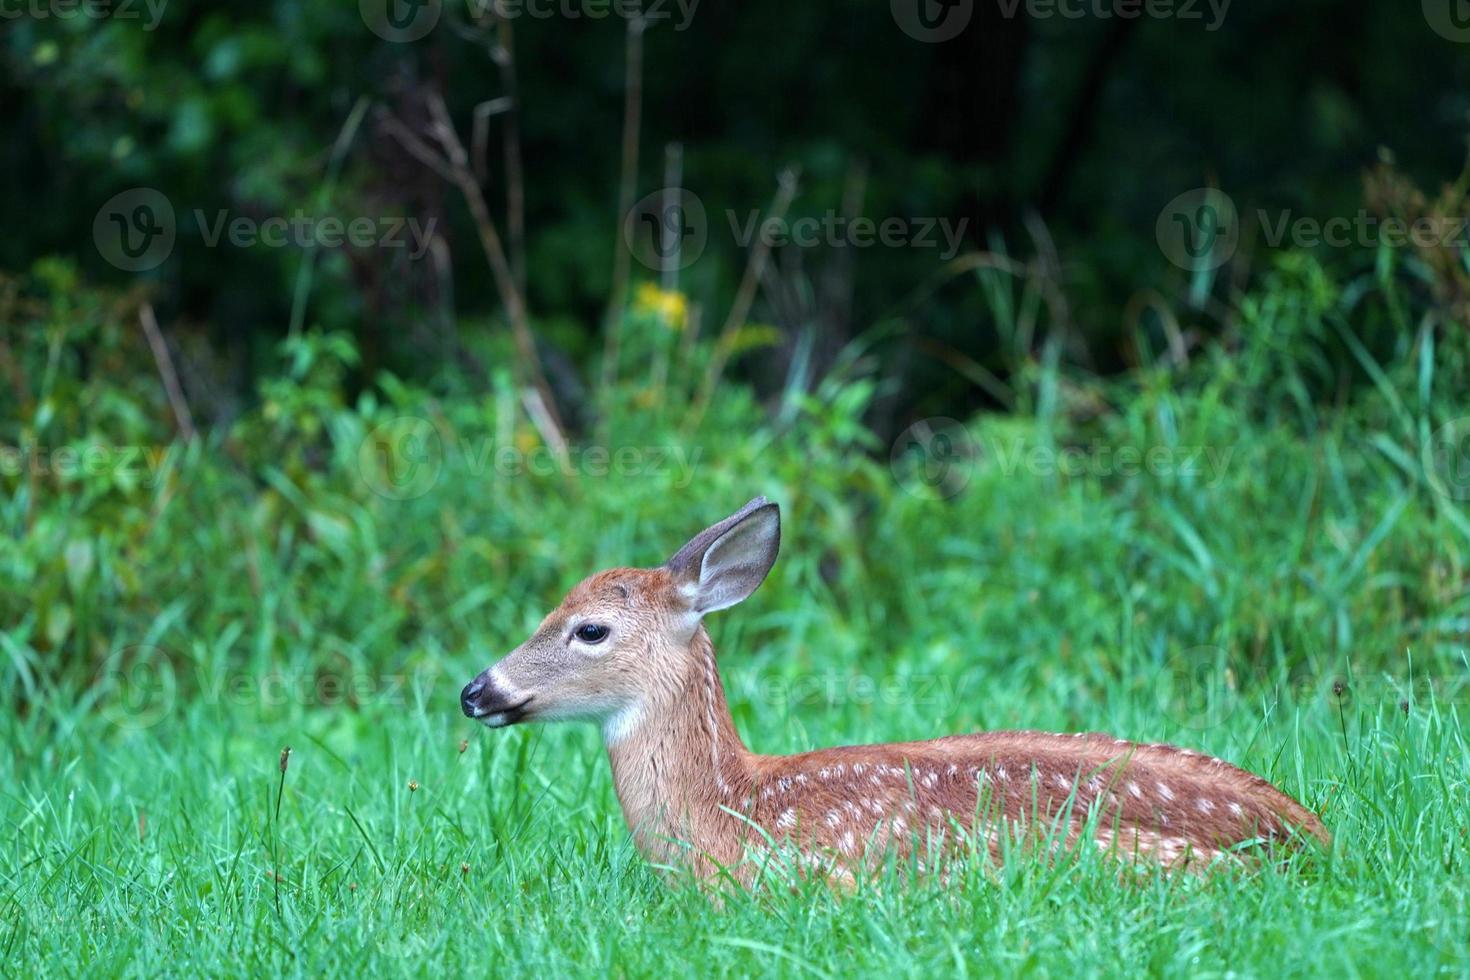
[460,671,533,727]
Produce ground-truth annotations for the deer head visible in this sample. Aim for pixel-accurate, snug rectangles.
[460,497,781,742]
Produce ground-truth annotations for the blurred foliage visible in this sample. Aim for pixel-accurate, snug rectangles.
[1,244,1466,726]
[4,2,1470,423]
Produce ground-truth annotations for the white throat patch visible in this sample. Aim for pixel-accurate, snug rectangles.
[601,702,647,745]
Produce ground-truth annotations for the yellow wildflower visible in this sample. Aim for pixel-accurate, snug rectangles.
[633,282,689,331]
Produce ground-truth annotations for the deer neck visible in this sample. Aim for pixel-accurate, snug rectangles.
[602,624,755,866]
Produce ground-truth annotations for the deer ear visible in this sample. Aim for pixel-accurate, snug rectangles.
[666,497,781,615]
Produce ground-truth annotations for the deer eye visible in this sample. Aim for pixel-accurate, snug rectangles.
[573,623,610,644]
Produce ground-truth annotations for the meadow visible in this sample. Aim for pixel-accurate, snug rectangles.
[2,257,1469,977]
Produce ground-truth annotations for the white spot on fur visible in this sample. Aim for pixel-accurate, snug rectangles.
[1197,798,1216,814]
[1127,781,1142,798]
[825,810,841,828]
[1157,782,1175,802]
[840,831,856,854]
[777,808,797,830]
[1228,802,1244,817]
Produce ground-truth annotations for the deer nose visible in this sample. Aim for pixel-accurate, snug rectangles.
[461,677,487,717]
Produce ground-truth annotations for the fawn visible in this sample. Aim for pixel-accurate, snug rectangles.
[461,497,1329,883]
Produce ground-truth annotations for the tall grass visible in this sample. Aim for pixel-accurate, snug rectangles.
[1,248,1467,974]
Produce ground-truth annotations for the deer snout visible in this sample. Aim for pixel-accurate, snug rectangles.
[460,671,533,727]
[460,676,488,717]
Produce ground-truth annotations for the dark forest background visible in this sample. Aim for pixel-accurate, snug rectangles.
[6,1,1470,436]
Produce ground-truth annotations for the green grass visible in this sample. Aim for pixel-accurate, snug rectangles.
[3,640,1466,975]
[3,262,1470,975]
[6,427,1470,976]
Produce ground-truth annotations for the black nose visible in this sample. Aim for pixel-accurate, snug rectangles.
[461,678,487,717]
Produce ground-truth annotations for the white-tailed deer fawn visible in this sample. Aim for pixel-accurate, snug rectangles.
[462,498,1328,883]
